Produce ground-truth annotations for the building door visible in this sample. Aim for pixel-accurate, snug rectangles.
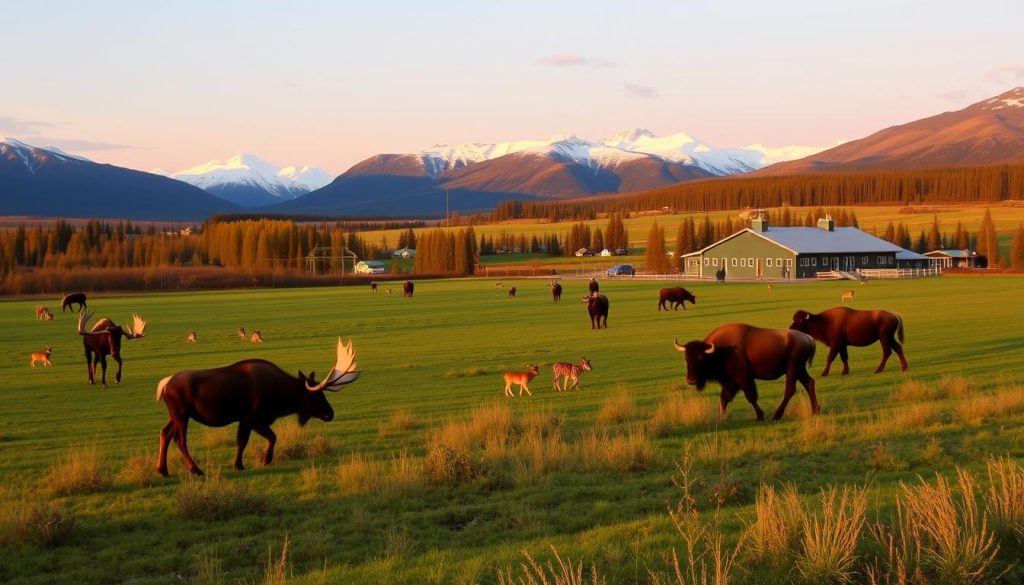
[756,258,762,279]
[722,258,728,275]
[844,256,855,271]
[831,257,839,271]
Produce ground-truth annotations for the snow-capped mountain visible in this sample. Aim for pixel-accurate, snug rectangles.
[168,154,333,208]
[0,136,237,219]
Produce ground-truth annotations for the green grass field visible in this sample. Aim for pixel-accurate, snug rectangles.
[2,275,1024,584]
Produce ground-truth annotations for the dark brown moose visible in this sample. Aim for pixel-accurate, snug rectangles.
[789,307,907,376]
[61,292,87,313]
[582,293,609,329]
[588,278,599,294]
[550,281,562,302]
[658,287,697,311]
[673,324,818,421]
[403,280,414,297]
[78,311,147,386]
[155,337,361,477]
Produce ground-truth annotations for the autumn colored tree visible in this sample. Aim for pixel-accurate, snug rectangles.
[645,220,668,274]
[1010,223,1024,271]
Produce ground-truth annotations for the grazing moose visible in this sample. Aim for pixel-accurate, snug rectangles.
[841,290,855,302]
[78,311,147,386]
[155,337,361,476]
[403,280,414,297]
[251,330,264,343]
[674,324,818,421]
[30,346,53,367]
[582,293,609,329]
[551,358,592,391]
[715,269,726,283]
[658,287,697,311]
[186,331,197,343]
[789,307,908,376]
[370,281,378,293]
[508,286,517,298]
[61,292,87,313]
[35,306,54,320]
[588,278,599,294]
[503,365,540,398]
[550,281,563,302]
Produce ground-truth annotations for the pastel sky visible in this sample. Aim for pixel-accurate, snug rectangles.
[2,0,1022,175]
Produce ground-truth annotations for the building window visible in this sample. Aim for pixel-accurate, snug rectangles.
[748,258,754,267]
[777,258,783,267]
[786,259,792,266]
[703,258,709,266]
[731,258,737,266]
[811,258,817,266]
[712,258,718,266]
[740,258,747,267]
[877,256,886,265]
[767,258,773,267]
[862,256,869,264]
[800,258,808,267]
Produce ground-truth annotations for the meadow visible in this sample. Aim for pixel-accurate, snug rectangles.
[1,275,1024,584]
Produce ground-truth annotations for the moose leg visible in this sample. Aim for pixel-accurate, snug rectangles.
[112,353,123,384]
[253,425,277,466]
[97,355,108,387]
[175,418,203,475]
[157,420,174,477]
[234,423,253,470]
[821,345,840,376]
[838,346,850,375]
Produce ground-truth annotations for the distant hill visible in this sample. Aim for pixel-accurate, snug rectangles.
[0,137,238,220]
[162,154,332,208]
[761,87,1024,175]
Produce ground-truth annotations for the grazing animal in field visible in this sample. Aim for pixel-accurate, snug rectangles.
[403,280,414,297]
[859,279,868,286]
[551,358,592,391]
[588,278,599,294]
[582,293,609,329]
[35,306,54,320]
[508,286,517,298]
[385,288,392,295]
[767,284,774,292]
[841,290,855,302]
[789,307,907,376]
[186,331,197,343]
[78,311,147,386]
[251,330,263,343]
[30,346,53,367]
[658,287,697,311]
[238,327,247,341]
[155,337,360,476]
[61,292,87,313]
[715,269,726,283]
[370,281,378,293]
[550,281,562,302]
[495,281,503,295]
[504,365,540,398]
[673,324,818,421]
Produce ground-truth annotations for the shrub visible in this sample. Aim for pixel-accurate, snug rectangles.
[45,445,110,496]
[178,467,266,521]
[580,428,656,473]
[118,451,156,488]
[336,452,381,494]
[0,492,77,548]
[378,409,418,437]
[423,443,480,486]
[595,391,636,426]
[650,395,714,437]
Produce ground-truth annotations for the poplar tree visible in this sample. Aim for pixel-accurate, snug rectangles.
[1011,223,1024,271]
[645,220,668,274]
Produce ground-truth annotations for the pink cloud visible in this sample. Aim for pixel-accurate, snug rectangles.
[624,83,658,98]
[536,54,611,68]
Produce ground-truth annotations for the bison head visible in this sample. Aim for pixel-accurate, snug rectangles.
[297,370,335,425]
[789,310,814,333]
[673,338,717,390]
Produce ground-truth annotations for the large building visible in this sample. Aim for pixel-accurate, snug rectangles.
[681,216,927,279]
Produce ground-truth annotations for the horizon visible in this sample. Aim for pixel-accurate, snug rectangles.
[2,0,1022,175]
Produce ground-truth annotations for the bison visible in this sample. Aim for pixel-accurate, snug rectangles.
[550,282,562,302]
[582,293,609,329]
[508,286,517,298]
[403,280,414,297]
[78,311,147,386]
[658,287,697,311]
[155,337,360,476]
[789,307,907,376]
[61,292,87,313]
[673,324,818,421]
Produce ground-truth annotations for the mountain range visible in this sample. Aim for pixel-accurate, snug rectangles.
[160,154,332,208]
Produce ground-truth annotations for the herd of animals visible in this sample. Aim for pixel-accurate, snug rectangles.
[26,279,907,476]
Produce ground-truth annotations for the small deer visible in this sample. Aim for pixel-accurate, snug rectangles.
[250,330,263,343]
[841,290,855,302]
[186,331,197,343]
[503,365,540,398]
[35,306,54,320]
[766,284,774,292]
[385,288,392,295]
[30,346,53,367]
[552,358,592,392]
[237,327,247,341]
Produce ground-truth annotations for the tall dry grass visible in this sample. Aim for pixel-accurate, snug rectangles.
[336,452,381,495]
[0,489,78,548]
[800,414,839,448]
[118,450,157,488]
[45,445,110,495]
[795,486,867,585]
[378,409,418,437]
[649,395,713,437]
[955,384,1024,423]
[983,456,1024,540]
[579,427,657,473]
[178,466,266,521]
[742,484,803,570]
[497,546,606,585]
[274,421,332,461]
[595,391,636,426]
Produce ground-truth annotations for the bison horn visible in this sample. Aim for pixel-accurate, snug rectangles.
[704,342,716,354]
[306,337,361,392]
[673,338,686,353]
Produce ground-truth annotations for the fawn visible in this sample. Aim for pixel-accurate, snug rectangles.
[503,365,540,398]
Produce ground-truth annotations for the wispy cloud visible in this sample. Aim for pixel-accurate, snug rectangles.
[624,83,658,99]
[0,115,55,135]
[24,136,132,152]
[536,53,612,68]
[987,64,1024,84]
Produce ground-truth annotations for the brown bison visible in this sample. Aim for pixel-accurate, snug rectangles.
[78,311,147,386]
[658,287,697,311]
[550,282,562,302]
[508,286,517,298]
[370,281,378,293]
[582,293,609,329]
[403,280,414,297]
[155,337,360,476]
[61,292,87,313]
[789,307,907,376]
[673,324,818,421]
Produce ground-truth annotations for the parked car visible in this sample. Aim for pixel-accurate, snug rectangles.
[607,264,636,277]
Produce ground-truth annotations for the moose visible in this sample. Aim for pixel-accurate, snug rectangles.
[588,278,600,294]
[582,293,609,329]
[503,365,540,398]
[61,292,87,313]
[658,287,697,311]
[35,306,54,320]
[155,337,360,476]
[550,281,563,302]
[30,346,53,367]
[508,286,517,298]
[78,311,147,386]
[403,280,414,297]
[673,323,818,421]
[789,307,907,376]
[551,358,592,391]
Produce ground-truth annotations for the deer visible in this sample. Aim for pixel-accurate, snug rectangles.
[841,290,855,302]
[238,327,247,341]
[503,365,540,398]
[551,358,592,391]
[251,330,264,343]
[35,306,54,320]
[186,331,197,343]
[30,346,53,367]
[767,284,774,292]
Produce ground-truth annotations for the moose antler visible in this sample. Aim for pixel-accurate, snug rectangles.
[306,337,360,392]
[77,310,96,335]
[122,314,147,339]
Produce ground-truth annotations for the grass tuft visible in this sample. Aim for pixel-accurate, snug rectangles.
[423,443,480,486]
[118,450,157,488]
[795,486,867,585]
[45,445,110,495]
[0,490,78,548]
[649,394,714,437]
[955,384,1024,423]
[595,391,636,426]
[378,409,418,437]
[580,427,657,473]
[177,466,266,521]
[497,545,605,585]
[336,452,381,495]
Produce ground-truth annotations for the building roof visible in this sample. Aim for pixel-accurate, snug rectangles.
[925,249,972,258]
[683,226,906,257]
[357,260,386,267]
[896,249,931,261]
